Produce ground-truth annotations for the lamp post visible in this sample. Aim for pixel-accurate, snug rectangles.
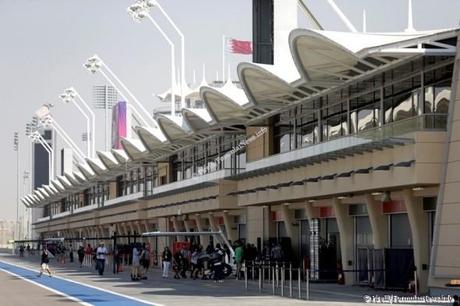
[13,132,19,241]
[24,121,34,240]
[127,0,177,116]
[128,0,185,110]
[84,55,154,127]
[60,87,96,158]
[22,171,30,240]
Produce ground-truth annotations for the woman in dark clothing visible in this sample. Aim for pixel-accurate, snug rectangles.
[173,251,184,279]
[161,247,172,278]
[77,246,85,267]
[38,248,52,277]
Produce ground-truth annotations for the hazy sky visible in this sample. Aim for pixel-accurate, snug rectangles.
[1,0,459,221]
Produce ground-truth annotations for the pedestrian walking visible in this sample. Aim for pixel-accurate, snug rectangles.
[173,250,185,279]
[234,242,244,279]
[190,246,200,279]
[140,245,150,279]
[37,248,52,277]
[95,242,108,276]
[77,246,85,267]
[69,244,74,263]
[85,244,92,267]
[162,246,172,278]
[212,244,225,283]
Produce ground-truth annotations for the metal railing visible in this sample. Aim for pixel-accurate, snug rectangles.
[357,113,447,141]
[242,260,311,300]
[239,259,412,301]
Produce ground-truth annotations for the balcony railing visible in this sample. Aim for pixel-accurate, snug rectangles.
[246,113,447,174]
[357,113,447,141]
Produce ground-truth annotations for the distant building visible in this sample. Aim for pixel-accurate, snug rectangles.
[31,128,53,239]
[0,221,15,248]
[93,85,118,150]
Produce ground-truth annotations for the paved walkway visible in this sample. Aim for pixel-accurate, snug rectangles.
[0,260,158,305]
[0,253,416,306]
[0,268,79,306]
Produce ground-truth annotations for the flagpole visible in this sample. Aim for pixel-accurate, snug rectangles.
[222,35,226,83]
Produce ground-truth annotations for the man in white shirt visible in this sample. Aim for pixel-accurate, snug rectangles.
[96,242,108,276]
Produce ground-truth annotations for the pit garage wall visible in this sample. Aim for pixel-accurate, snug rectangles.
[430,34,460,291]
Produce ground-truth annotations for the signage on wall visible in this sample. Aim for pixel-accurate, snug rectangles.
[382,200,407,214]
[319,207,335,218]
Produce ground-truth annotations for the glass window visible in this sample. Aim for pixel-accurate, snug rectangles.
[355,216,372,246]
[323,113,347,140]
[277,221,287,238]
[434,85,450,113]
[274,111,295,153]
[390,214,413,248]
[356,102,379,132]
[238,224,247,242]
[297,112,319,147]
[301,123,319,147]
[424,86,434,113]
[392,92,415,122]
[279,133,291,152]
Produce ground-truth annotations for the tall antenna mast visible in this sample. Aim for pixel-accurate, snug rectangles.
[405,0,415,32]
[362,9,367,33]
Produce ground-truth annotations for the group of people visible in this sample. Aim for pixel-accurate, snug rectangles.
[27,239,284,284]
[35,242,109,278]
[18,244,40,257]
[129,243,150,281]
[161,242,231,283]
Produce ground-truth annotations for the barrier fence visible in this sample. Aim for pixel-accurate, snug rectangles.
[241,260,403,301]
[242,261,310,300]
[12,239,414,302]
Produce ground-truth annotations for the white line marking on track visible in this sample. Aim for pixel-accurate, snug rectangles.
[0,267,92,306]
[0,260,164,306]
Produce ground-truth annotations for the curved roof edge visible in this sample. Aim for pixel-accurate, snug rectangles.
[96,151,120,169]
[120,137,148,161]
[156,114,190,142]
[181,108,213,132]
[237,62,299,107]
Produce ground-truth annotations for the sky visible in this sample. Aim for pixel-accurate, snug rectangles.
[0,0,459,221]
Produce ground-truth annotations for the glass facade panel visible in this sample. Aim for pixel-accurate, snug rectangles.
[271,56,453,154]
[355,216,372,246]
[390,214,413,248]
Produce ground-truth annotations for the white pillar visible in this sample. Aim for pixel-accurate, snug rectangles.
[171,217,184,241]
[365,194,388,249]
[208,213,219,232]
[332,198,354,285]
[280,204,294,238]
[223,211,237,243]
[135,222,142,236]
[305,201,319,220]
[183,218,191,232]
[403,189,429,293]
[157,217,170,252]
[193,214,209,247]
